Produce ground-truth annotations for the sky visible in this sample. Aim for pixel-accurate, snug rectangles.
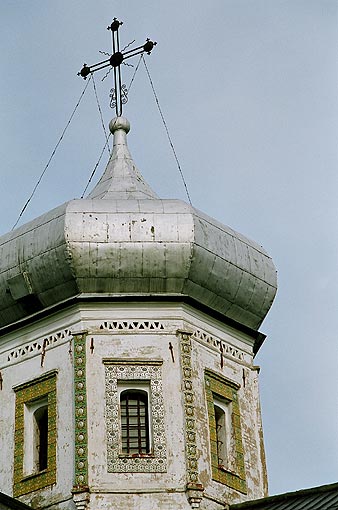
[1,0,338,497]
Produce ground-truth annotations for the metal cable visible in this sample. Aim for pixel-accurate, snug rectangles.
[12,77,92,230]
[141,55,192,206]
[81,132,112,198]
[128,54,142,94]
[92,74,111,156]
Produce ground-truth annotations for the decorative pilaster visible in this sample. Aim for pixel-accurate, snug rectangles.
[72,331,89,491]
[177,329,204,507]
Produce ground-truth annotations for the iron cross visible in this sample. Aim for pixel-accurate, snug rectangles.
[78,18,156,117]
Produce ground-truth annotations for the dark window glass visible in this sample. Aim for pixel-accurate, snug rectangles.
[120,390,150,454]
[34,405,48,471]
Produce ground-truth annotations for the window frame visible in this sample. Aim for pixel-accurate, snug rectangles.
[205,369,247,494]
[104,360,167,473]
[13,371,57,497]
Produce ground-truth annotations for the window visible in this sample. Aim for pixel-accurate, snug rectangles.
[214,404,226,465]
[213,397,236,472]
[104,361,167,473]
[34,404,48,472]
[120,389,150,455]
[24,398,49,475]
[13,371,57,497]
[205,369,247,494]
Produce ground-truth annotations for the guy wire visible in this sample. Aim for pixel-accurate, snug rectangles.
[81,131,112,198]
[92,74,111,156]
[12,77,92,231]
[141,55,192,206]
[128,54,142,94]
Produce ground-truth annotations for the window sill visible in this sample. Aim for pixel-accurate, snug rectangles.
[119,453,155,459]
[21,469,48,482]
[218,465,237,476]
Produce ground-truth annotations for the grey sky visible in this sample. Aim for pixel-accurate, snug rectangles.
[1,0,338,496]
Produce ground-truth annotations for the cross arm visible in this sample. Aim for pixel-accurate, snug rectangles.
[78,39,157,79]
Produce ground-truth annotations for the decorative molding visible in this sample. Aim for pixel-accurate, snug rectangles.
[192,329,245,361]
[7,329,72,363]
[204,368,240,391]
[99,320,166,333]
[205,370,247,494]
[104,361,167,473]
[13,370,58,391]
[98,321,246,364]
[177,330,201,489]
[13,372,57,497]
[103,358,163,366]
[73,332,89,490]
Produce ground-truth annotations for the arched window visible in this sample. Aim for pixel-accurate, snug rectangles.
[120,389,150,455]
[33,405,48,471]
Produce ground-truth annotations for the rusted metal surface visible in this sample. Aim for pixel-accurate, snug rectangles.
[0,117,277,332]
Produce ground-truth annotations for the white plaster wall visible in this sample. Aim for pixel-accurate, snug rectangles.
[0,301,268,510]
[180,304,267,502]
[0,309,81,507]
[86,329,187,491]
[89,491,196,510]
[191,342,267,504]
[79,302,267,508]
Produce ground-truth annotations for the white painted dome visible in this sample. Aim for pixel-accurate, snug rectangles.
[0,118,277,331]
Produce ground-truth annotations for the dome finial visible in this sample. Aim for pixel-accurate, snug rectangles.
[109,116,130,134]
[86,116,158,200]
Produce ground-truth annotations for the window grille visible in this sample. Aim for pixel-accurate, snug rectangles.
[120,390,150,454]
[214,404,226,467]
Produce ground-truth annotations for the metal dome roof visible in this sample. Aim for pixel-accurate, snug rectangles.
[0,117,277,331]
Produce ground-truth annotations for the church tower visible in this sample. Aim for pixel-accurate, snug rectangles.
[0,22,277,509]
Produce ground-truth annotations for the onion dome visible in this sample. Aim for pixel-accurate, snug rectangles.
[0,117,277,332]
